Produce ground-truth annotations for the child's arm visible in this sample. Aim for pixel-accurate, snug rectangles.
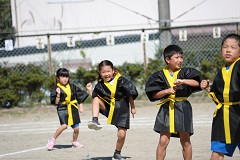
[129,96,136,118]
[79,103,84,113]
[153,86,178,99]
[200,79,210,93]
[86,82,93,97]
[55,87,61,104]
[174,79,199,87]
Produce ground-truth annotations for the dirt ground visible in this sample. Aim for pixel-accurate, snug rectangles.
[0,98,240,160]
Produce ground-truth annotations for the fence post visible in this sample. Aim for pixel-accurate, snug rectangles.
[47,34,53,76]
[142,30,147,75]
[237,22,240,34]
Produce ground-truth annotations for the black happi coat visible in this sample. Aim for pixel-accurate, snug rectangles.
[50,83,88,126]
[210,59,240,144]
[145,67,202,137]
[92,74,138,129]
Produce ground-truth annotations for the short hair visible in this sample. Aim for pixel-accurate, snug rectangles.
[163,45,183,64]
[221,33,240,47]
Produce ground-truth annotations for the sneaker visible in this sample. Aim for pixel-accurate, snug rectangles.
[47,138,55,151]
[113,151,122,160]
[88,119,102,130]
[72,141,84,148]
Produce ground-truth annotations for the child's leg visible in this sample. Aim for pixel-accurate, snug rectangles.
[115,127,127,151]
[210,152,224,160]
[156,131,171,160]
[179,131,192,160]
[72,125,83,148]
[88,97,105,130]
[47,124,67,150]
[72,126,79,142]
[113,127,126,159]
[92,96,105,117]
[52,124,68,139]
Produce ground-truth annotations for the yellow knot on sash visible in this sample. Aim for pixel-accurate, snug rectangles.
[103,73,121,124]
[157,96,188,133]
[57,83,78,126]
[208,92,240,144]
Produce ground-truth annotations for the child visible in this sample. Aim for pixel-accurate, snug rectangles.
[86,60,138,160]
[47,68,89,151]
[145,45,202,160]
[200,33,240,159]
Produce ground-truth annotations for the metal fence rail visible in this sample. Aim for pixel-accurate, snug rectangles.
[0,22,239,107]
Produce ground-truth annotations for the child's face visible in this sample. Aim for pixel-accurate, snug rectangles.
[57,76,69,85]
[221,38,240,66]
[99,65,114,82]
[166,53,183,71]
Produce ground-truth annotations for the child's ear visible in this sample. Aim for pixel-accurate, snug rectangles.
[166,57,170,64]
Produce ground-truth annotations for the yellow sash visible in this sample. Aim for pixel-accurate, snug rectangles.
[157,67,186,133]
[57,83,78,126]
[103,73,121,124]
[208,57,240,143]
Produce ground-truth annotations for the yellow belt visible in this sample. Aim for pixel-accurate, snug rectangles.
[208,92,240,144]
[157,96,188,133]
[62,100,78,126]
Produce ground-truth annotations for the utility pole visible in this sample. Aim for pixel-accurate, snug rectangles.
[47,34,53,76]
[158,0,171,48]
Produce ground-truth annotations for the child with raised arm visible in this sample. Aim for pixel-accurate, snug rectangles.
[47,68,89,151]
[86,60,138,160]
[201,33,240,159]
[145,45,202,160]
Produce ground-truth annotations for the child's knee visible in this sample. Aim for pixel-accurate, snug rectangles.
[73,126,79,131]
[62,124,68,129]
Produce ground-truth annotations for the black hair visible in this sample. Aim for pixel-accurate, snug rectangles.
[56,68,70,77]
[221,33,240,47]
[163,45,183,64]
[97,60,118,81]
[55,68,70,84]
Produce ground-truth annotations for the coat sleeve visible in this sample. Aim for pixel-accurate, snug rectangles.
[120,76,138,100]
[50,86,58,105]
[145,71,168,102]
[183,68,202,93]
[73,84,89,104]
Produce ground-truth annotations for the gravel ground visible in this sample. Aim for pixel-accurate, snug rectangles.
[0,98,240,160]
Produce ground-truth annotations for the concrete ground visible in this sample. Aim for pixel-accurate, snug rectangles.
[0,98,240,160]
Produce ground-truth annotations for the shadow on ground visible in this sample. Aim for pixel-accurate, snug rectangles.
[81,156,131,160]
[54,144,73,149]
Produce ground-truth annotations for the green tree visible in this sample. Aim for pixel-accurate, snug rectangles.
[200,51,224,81]
[75,66,97,86]
[116,62,143,86]
[0,0,15,48]
[146,48,165,78]
[0,66,20,107]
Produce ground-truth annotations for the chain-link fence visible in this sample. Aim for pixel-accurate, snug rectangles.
[0,22,239,107]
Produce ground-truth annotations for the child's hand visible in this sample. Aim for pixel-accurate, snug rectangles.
[131,108,136,118]
[174,79,184,86]
[200,79,210,92]
[56,87,61,95]
[79,107,84,113]
[86,83,93,92]
[79,103,84,113]
[167,86,178,94]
